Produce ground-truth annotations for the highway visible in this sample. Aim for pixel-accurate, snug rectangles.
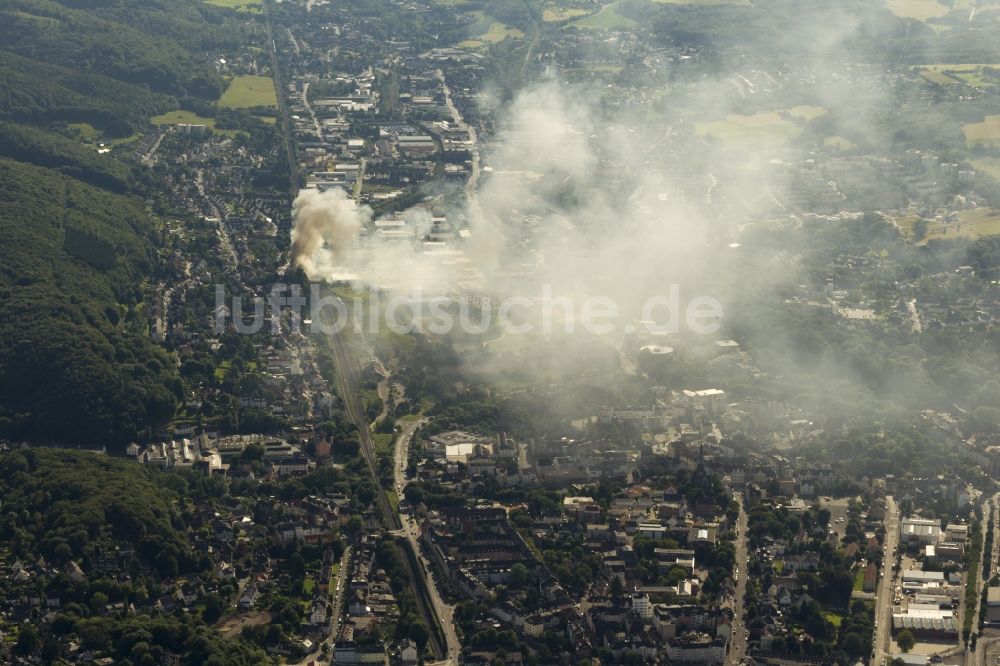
[727,492,749,666]
[873,496,899,666]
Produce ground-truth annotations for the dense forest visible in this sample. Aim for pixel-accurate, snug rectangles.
[0,158,181,446]
[0,449,193,572]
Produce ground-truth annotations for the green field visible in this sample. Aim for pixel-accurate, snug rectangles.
[696,106,827,146]
[480,21,524,41]
[920,64,1000,87]
[202,0,263,12]
[567,2,638,29]
[150,110,245,137]
[885,0,950,21]
[373,432,394,457]
[68,122,100,141]
[152,110,217,128]
[963,114,1000,147]
[973,157,1000,180]
[458,21,523,48]
[899,207,1000,242]
[218,75,277,109]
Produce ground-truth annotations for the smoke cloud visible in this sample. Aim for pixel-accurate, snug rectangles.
[290,187,370,279]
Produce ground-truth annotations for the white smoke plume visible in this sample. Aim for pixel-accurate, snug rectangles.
[290,188,370,280]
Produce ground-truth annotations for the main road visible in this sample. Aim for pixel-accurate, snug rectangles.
[392,419,462,665]
[726,492,749,665]
[873,496,899,666]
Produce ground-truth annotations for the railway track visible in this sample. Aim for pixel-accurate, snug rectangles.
[394,538,448,660]
[328,331,400,531]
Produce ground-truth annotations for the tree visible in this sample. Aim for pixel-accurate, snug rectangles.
[409,621,429,649]
[345,515,363,538]
[896,629,916,653]
[16,624,38,655]
[203,595,225,624]
[509,563,530,588]
[288,552,307,580]
[610,576,624,598]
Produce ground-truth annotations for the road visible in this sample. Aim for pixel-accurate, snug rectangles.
[140,130,165,166]
[907,299,923,334]
[301,81,323,138]
[392,420,461,664]
[873,496,899,666]
[726,492,749,666]
[990,496,1000,580]
[393,418,423,498]
[969,494,998,650]
[291,545,351,665]
[328,547,351,649]
[262,3,299,198]
[435,69,479,199]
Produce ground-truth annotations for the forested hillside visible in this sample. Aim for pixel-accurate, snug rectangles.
[0,0,247,447]
[0,158,181,446]
[0,449,193,571]
[0,448,272,665]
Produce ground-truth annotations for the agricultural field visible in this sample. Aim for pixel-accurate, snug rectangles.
[963,115,1000,147]
[567,2,638,29]
[202,0,262,12]
[919,68,958,84]
[218,75,277,109]
[458,20,523,48]
[884,0,950,21]
[972,157,1000,181]
[696,106,827,146]
[919,64,1000,87]
[896,208,1000,241]
[479,21,524,42]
